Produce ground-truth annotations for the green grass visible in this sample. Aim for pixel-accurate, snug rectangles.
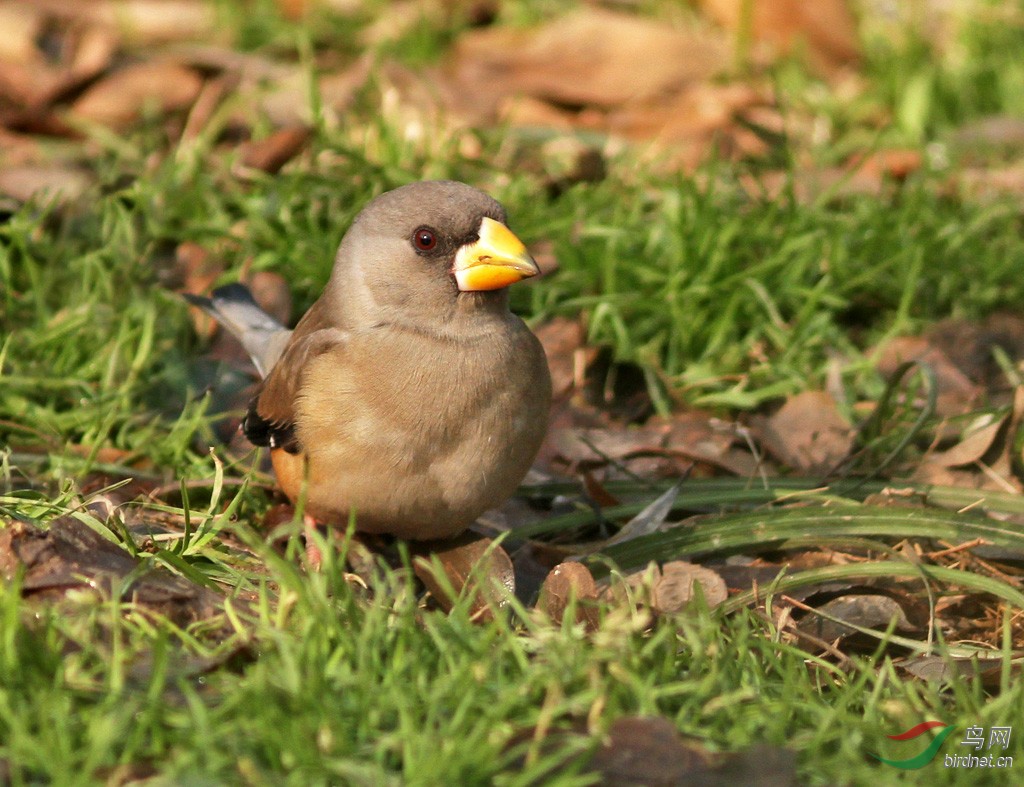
[3,0,1024,783]
[1,520,1021,785]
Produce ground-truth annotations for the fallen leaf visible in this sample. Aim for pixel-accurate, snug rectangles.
[956,164,1024,199]
[0,518,223,627]
[443,5,732,157]
[896,654,1016,686]
[239,124,311,173]
[0,4,44,63]
[0,60,65,110]
[249,57,371,127]
[952,116,1024,156]
[534,317,594,400]
[246,270,292,326]
[653,561,728,613]
[741,166,892,203]
[709,744,798,787]
[876,335,982,417]
[549,425,668,467]
[180,73,238,143]
[448,9,727,115]
[32,0,217,46]
[601,483,681,548]
[700,0,860,76]
[797,593,915,645]
[70,61,204,129]
[926,414,1007,468]
[587,716,712,786]
[608,83,768,169]
[926,313,1024,392]
[751,391,854,475]
[661,412,760,477]
[601,560,727,615]
[851,148,923,181]
[538,561,600,630]
[175,241,225,338]
[412,533,515,622]
[0,163,92,205]
[27,24,122,109]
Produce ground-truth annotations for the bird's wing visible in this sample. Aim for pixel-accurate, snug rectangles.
[243,326,348,453]
[184,283,291,377]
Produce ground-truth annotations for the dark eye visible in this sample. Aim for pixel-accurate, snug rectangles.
[413,227,437,251]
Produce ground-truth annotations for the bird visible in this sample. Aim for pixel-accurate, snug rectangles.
[186,180,552,546]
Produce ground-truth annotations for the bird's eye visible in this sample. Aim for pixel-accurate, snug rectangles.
[413,227,437,251]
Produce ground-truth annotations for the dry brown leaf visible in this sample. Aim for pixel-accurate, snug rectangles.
[412,534,515,622]
[549,425,669,466]
[797,593,916,646]
[70,61,204,129]
[660,412,758,476]
[0,61,65,110]
[239,124,312,173]
[535,317,594,400]
[499,94,578,131]
[0,129,47,167]
[446,9,728,121]
[851,148,923,181]
[69,25,120,80]
[956,165,1024,199]
[898,654,1019,689]
[0,518,222,627]
[608,83,768,169]
[538,561,600,630]
[653,561,728,613]
[0,4,44,63]
[15,24,123,110]
[954,115,1024,150]
[926,314,1024,392]
[876,335,982,417]
[246,270,292,326]
[248,57,371,128]
[176,241,225,338]
[751,391,854,475]
[700,0,859,76]
[180,73,238,143]
[927,414,1007,469]
[0,163,92,205]
[587,717,712,786]
[32,0,217,46]
[602,560,727,615]
[276,0,311,20]
[741,166,892,203]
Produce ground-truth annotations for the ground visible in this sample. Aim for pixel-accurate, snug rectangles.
[2,1,1024,784]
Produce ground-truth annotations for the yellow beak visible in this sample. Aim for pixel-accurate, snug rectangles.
[453,217,540,292]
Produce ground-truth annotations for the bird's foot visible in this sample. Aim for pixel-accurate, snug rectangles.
[303,514,323,570]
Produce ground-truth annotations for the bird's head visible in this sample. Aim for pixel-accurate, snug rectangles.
[328,181,540,329]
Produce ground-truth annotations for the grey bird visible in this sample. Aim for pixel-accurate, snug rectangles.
[187,180,552,540]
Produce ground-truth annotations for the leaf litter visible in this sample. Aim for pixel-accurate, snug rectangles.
[3,0,1024,778]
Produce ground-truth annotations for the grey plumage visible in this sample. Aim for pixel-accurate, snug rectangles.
[184,283,292,377]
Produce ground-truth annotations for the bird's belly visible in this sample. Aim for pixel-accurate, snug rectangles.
[290,356,548,539]
[300,420,537,539]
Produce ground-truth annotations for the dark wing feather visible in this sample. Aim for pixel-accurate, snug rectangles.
[244,326,348,453]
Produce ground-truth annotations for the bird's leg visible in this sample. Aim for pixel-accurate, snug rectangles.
[303,513,323,570]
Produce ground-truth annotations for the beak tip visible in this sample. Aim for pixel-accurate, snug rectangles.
[453,218,540,292]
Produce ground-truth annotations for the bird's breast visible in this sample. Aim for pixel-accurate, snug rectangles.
[287,324,551,536]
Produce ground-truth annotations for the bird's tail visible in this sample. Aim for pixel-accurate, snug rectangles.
[184,283,291,378]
